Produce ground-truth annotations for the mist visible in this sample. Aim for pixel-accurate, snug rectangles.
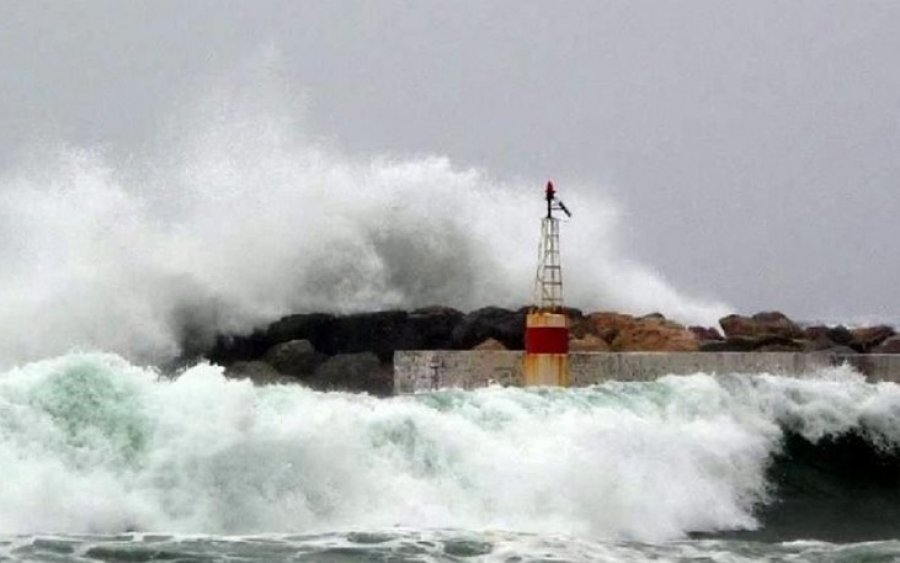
[0,61,727,366]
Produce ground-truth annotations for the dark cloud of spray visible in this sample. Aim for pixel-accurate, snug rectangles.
[0,57,729,367]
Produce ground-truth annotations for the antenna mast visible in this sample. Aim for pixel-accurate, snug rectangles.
[533,181,571,311]
[524,180,572,387]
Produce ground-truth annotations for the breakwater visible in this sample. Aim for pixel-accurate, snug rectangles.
[394,351,900,393]
[202,307,898,394]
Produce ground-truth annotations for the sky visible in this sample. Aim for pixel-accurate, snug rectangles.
[1,1,899,326]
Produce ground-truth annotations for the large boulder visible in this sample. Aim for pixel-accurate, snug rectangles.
[308,352,390,395]
[689,326,724,341]
[473,338,507,351]
[610,317,700,352]
[451,307,526,350]
[719,312,803,340]
[873,336,900,354]
[403,306,465,350]
[265,313,338,353]
[826,325,854,346]
[586,312,636,343]
[850,325,896,352]
[803,325,854,349]
[262,339,325,377]
[569,333,611,352]
[585,312,698,352]
[329,310,415,361]
[207,328,272,364]
[224,361,284,385]
[756,340,804,352]
[803,325,830,342]
[700,338,760,352]
[559,308,588,338]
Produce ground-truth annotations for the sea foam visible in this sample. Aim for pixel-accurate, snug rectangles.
[1,353,894,540]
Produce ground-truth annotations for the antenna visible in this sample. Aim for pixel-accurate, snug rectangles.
[525,180,573,387]
[534,180,572,311]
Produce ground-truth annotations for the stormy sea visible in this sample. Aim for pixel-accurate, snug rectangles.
[2,69,898,560]
[1,353,898,561]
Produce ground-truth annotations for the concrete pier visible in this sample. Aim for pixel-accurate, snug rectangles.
[393,351,900,393]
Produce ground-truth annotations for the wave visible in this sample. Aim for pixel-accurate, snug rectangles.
[0,353,897,541]
[0,63,728,366]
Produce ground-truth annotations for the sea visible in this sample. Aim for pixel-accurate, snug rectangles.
[1,353,899,561]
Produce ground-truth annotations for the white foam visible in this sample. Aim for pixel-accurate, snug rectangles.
[1,354,894,540]
[0,64,728,366]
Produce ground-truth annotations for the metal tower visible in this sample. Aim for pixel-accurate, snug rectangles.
[533,181,570,310]
[524,181,572,387]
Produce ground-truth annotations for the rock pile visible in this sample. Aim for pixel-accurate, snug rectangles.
[202,307,897,394]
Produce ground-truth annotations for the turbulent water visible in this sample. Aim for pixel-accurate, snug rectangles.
[1,353,899,560]
[0,64,731,368]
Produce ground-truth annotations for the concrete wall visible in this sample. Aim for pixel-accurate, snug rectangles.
[394,351,900,393]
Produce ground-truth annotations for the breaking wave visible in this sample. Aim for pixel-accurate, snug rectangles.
[0,62,727,366]
[1,353,897,542]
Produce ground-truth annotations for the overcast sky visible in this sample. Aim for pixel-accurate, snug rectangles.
[2,1,898,323]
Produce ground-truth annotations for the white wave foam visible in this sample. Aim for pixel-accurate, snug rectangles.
[0,62,728,366]
[1,354,894,539]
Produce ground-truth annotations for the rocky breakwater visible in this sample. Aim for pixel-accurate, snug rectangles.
[206,306,524,395]
[703,311,898,355]
[202,307,897,394]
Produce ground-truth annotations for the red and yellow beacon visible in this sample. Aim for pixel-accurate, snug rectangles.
[524,181,572,387]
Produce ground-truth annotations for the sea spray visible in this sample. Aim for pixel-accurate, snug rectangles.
[2,354,898,541]
[0,71,729,366]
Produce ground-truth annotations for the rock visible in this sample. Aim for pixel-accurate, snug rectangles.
[803,325,831,342]
[405,306,465,349]
[224,361,283,385]
[873,335,900,354]
[568,315,592,339]
[206,307,463,366]
[689,326,723,341]
[557,308,588,338]
[308,352,390,395]
[330,310,415,361]
[451,307,526,350]
[700,336,799,352]
[569,333,611,352]
[262,339,325,377]
[850,325,896,352]
[804,325,854,349]
[473,338,507,351]
[610,318,699,352]
[264,309,463,361]
[826,325,854,346]
[700,338,759,352]
[586,312,636,343]
[266,311,415,359]
[811,345,859,357]
[756,341,804,352]
[585,311,698,352]
[207,328,272,364]
[265,313,338,353]
[719,311,803,340]
[639,312,667,322]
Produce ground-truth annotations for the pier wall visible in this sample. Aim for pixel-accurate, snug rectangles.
[393,351,900,393]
